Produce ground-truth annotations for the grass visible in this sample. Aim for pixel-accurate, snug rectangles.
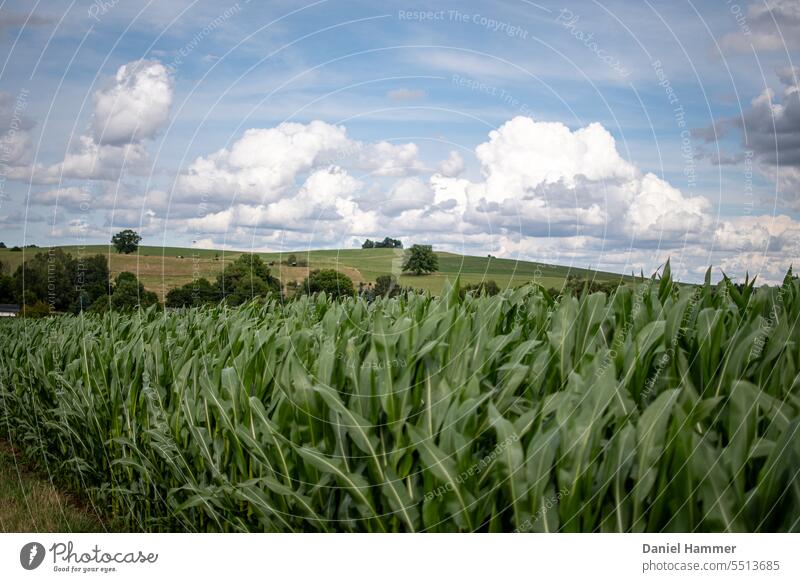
[0,442,109,532]
[257,248,632,293]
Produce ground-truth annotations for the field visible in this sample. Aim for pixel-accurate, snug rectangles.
[0,245,633,299]
[1,270,798,532]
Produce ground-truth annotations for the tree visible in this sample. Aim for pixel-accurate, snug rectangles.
[13,249,77,311]
[91,271,159,312]
[72,254,110,312]
[8,250,111,312]
[0,273,14,303]
[363,237,402,249]
[0,242,6,248]
[380,237,403,249]
[226,275,275,305]
[301,269,355,299]
[374,274,402,298]
[111,229,142,254]
[165,278,220,308]
[402,244,438,276]
[217,253,280,305]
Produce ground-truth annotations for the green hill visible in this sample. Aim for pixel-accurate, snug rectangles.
[0,245,635,298]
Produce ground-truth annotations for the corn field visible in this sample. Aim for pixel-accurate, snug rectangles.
[1,268,799,532]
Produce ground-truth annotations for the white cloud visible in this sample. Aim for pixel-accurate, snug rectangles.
[176,121,426,208]
[437,150,465,177]
[45,137,150,182]
[91,60,173,145]
[175,115,792,283]
[465,116,711,242]
[301,165,362,205]
[475,116,636,201]
[714,214,800,252]
[186,166,364,234]
[357,176,434,215]
[625,173,711,238]
[15,60,174,185]
[22,106,796,285]
[177,121,352,204]
[352,140,426,177]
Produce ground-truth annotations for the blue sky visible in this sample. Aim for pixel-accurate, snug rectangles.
[1,0,799,282]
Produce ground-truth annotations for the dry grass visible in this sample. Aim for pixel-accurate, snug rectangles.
[106,255,365,299]
[0,442,109,532]
[107,254,233,300]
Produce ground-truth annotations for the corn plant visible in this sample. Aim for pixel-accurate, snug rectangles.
[1,266,798,532]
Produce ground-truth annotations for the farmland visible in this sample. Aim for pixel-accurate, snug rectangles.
[1,268,798,532]
[0,245,632,299]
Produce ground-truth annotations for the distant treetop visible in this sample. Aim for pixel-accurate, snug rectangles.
[362,237,403,249]
[111,229,142,254]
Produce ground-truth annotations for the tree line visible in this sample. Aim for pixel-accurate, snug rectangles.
[0,231,466,315]
[0,248,159,316]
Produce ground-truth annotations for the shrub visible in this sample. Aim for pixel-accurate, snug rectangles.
[301,269,355,299]
[460,280,501,298]
[19,300,51,318]
[91,271,159,312]
[165,278,220,308]
[374,274,402,298]
[217,254,280,305]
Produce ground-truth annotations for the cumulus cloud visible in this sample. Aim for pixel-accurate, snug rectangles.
[186,165,364,234]
[437,150,465,177]
[626,173,711,238]
[357,176,434,215]
[178,115,758,279]
[466,116,710,241]
[91,60,173,145]
[352,140,426,177]
[719,0,800,53]
[176,121,426,208]
[16,60,173,185]
[714,214,800,252]
[177,121,352,205]
[23,103,795,284]
[475,117,636,201]
[44,137,150,182]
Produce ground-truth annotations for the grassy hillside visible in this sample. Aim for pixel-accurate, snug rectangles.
[0,245,635,298]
